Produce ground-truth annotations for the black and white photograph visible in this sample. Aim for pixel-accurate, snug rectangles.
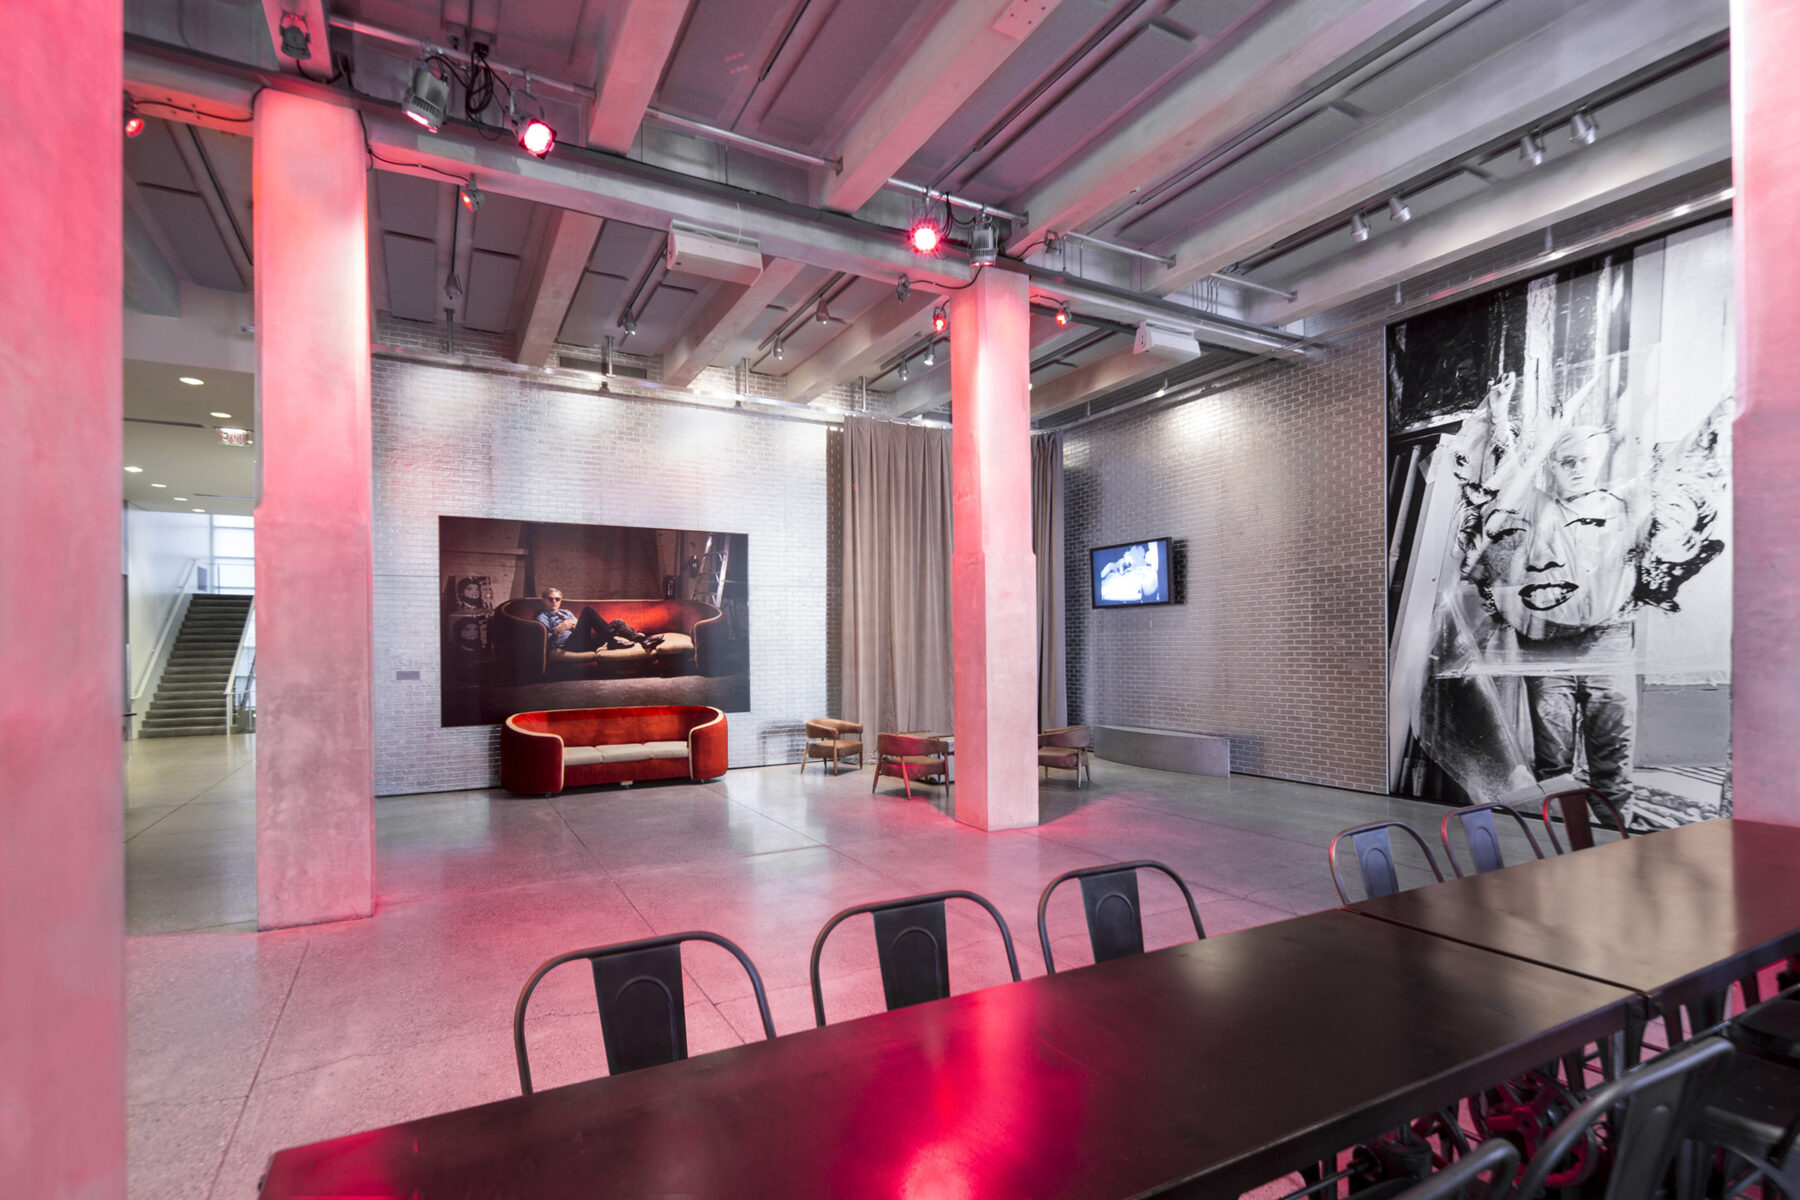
[1386,219,1734,830]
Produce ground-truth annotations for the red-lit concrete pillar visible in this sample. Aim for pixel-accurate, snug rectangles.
[1730,0,1800,826]
[1,1,125,1193]
[253,91,376,925]
[950,267,1039,830]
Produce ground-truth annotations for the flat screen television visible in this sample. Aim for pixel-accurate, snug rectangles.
[1091,538,1173,608]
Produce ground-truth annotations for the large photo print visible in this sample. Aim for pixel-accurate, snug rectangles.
[439,517,749,727]
[1386,218,1733,830]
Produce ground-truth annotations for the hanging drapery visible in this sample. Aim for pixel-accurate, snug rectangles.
[841,416,955,734]
[1033,431,1067,730]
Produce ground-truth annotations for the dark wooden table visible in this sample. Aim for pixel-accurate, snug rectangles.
[1352,818,1800,1016]
[259,909,1634,1200]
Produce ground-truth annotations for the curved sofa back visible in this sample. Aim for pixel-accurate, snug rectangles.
[506,704,724,747]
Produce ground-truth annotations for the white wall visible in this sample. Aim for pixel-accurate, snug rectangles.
[125,505,210,700]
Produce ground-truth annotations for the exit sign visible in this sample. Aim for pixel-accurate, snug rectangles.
[218,427,251,446]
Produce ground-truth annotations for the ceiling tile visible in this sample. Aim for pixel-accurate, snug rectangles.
[463,250,523,332]
[139,186,243,292]
[382,232,439,322]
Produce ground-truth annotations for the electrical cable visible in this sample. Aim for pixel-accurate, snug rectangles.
[132,96,256,124]
[934,264,987,291]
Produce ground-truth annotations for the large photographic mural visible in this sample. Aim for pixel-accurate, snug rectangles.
[1386,218,1734,829]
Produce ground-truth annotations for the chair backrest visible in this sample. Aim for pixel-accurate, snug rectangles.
[1036,860,1205,974]
[1511,1036,1733,1200]
[1327,820,1445,904]
[1540,788,1630,853]
[1440,802,1548,878]
[1038,725,1092,749]
[809,890,1020,1026]
[512,931,775,1094]
[1388,1137,1520,1200]
[876,732,945,759]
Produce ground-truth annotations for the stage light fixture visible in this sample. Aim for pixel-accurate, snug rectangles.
[898,360,910,383]
[908,218,943,255]
[922,341,935,367]
[460,179,485,213]
[403,63,451,132]
[932,306,948,334]
[969,214,999,267]
[895,275,911,303]
[621,312,638,336]
[278,12,311,60]
[123,94,144,138]
[517,116,556,157]
[814,301,832,324]
[1350,213,1370,243]
[1387,195,1412,223]
[1520,133,1545,167]
[1055,302,1072,327]
[773,339,784,362]
[1571,110,1598,145]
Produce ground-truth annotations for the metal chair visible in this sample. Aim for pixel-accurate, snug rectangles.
[512,931,776,1093]
[871,732,951,801]
[1386,1137,1520,1200]
[1510,1036,1734,1200]
[1539,787,1630,853]
[809,889,1021,1026]
[1035,859,1205,974]
[1689,984,1800,1198]
[1439,802,1549,878]
[1328,820,1446,904]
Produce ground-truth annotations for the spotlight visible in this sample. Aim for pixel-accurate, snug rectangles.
[773,339,784,362]
[278,12,311,60]
[1519,133,1545,167]
[1570,110,1598,145]
[908,218,943,255]
[402,63,451,132]
[895,275,911,303]
[970,214,999,267]
[1055,301,1072,327]
[898,360,910,383]
[444,271,463,301]
[1387,195,1412,223]
[517,116,556,157]
[621,312,637,336]
[1155,377,1168,398]
[814,301,832,324]
[1350,213,1370,243]
[123,94,144,139]
[923,341,935,367]
[932,306,947,334]
[459,179,485,213]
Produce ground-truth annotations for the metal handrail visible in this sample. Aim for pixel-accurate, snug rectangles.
[130,557,202,704]
[224,599,256,732]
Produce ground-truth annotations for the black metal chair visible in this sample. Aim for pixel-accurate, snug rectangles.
[1384,1137,1520,1200]
[1539,787,1630,853]
[1689,983,1800,1198]
[1035,859,1205,974]
[1328,820,1446,904]
[512,930,776,1093]
[1439,802,1549,878]
[809,889,1021,1027]
[1510,1036,1734,1200]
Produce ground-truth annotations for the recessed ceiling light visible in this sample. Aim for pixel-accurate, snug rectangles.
[178,376,204,386]
[192,508,206,513]
[124,465,143,473]
[151,483,167,488]
[210,411,231,419]
[173,497,188,502]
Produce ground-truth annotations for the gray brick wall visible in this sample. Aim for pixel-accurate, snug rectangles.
[370,318,826,795]
[1063,328,1390,793]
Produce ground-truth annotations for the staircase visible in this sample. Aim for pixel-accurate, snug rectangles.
[141,594,253,738]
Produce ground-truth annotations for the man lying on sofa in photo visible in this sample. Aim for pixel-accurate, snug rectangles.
[535,587,665,661]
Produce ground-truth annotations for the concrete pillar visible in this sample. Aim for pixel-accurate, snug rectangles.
[1730,0,1800,826]
[950,267,1039,830]
[253,91,376,925]
[0,0,125,1193]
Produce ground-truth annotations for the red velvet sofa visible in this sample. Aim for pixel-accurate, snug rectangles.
[500,705,728,795]
[490,597,724,683]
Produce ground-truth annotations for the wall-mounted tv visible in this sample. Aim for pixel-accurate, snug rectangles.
[1091,538,1173,608]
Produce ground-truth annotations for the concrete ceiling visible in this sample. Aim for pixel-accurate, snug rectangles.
[122,0,1732,425]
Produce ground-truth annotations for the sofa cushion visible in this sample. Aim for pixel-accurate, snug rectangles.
[563,745,610,768]
[642,740,689,758]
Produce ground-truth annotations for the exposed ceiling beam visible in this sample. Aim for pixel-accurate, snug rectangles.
[1249,92,1731,326]
[822,0,1063,213]
[258,0,334,78]
[784,294,937,405]
[512,208,604,367]
[124,202,182,317]
[1146,0,1728,295]
[587,0,693,154]
[1003,0,1467,254]
[1028,344,1195,420]
[662,260,806,387]
[168,124,253,290]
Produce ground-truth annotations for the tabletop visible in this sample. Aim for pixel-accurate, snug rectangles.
[1352,818,1800,1012]
[259,908,1634,1200]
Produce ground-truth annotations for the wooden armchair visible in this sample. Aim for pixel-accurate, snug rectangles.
[800,718,863,775]
[871,733,951,801]
[1038,725,1093,787]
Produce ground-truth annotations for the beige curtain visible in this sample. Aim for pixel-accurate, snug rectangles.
[841,416,954,733]
[1033,432,1067,730]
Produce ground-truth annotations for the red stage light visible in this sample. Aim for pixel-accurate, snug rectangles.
[518,118,556,157]
[1055,302,1071,326]
[406,108,434,128]
[932,306,948,334]
[909,222,941,254]
[124,114,145,138]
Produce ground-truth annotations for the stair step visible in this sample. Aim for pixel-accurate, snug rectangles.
[141,727,229,738]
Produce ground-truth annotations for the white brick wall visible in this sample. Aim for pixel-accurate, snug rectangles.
[370,319,827,795]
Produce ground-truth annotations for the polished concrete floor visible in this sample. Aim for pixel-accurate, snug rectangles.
[124,735,1545,1200]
